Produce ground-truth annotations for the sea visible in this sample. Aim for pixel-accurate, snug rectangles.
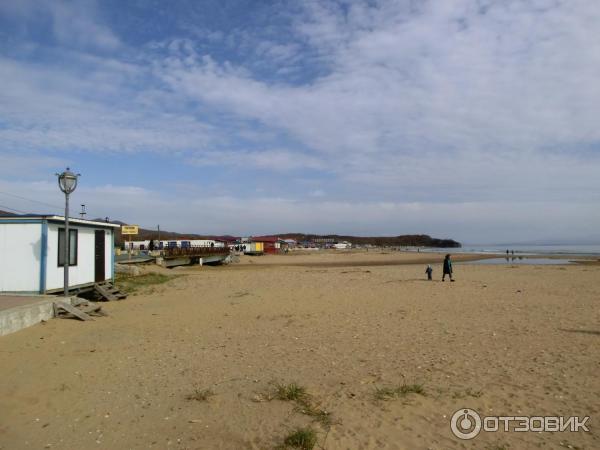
[408,244,600,264]
[418,244,600,257]
[457,244,600,256]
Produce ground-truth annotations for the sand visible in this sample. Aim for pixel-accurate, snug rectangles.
[0,251,599,449]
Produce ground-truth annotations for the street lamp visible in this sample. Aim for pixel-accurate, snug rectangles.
[56,168,80,297]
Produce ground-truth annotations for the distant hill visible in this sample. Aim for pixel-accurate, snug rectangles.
[97,219,461,248]
[0,209,16,216]
[279,233,461,248]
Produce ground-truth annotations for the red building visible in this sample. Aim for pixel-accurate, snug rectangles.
[250,236,282,254]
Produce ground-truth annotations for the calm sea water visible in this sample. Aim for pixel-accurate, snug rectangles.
[419,244,600,256]
[467,257,574,265]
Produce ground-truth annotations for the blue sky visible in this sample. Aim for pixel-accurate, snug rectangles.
[1,0,599,243]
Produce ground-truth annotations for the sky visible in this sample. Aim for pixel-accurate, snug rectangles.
[1,0,599,244]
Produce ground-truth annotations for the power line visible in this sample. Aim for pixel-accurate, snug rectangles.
[0,201,112,221]
[0,190,63,211]
[0,203,28,214]
[0,190,110,220]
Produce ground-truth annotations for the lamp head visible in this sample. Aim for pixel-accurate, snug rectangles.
[57,167,79,194]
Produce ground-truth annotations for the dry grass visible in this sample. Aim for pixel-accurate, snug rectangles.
[453,388,483,399]
[281,427,318,450]
[293,402,334,428]
[273,382,335,429]
[374,383,425,401]
[115,273,181,294]
[185,388,214,402]
[275,382,308,402]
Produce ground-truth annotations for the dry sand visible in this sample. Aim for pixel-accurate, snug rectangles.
[235,249,494,268]
[1,251,599,449]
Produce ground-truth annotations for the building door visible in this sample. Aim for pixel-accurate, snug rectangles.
[95,230,105,282]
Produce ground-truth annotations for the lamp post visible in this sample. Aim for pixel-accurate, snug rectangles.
[56,168,80,298]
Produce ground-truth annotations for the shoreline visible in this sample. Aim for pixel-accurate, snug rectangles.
[237,252,495,268]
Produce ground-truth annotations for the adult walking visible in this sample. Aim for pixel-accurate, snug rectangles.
[442,254,454,282]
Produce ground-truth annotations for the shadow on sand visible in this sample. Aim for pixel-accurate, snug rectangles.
[384,278,446,283]
[558,328,600,336]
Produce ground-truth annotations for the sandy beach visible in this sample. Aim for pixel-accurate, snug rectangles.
[1,251,598,449]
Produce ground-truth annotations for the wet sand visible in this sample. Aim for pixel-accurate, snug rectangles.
[0,251,598,449]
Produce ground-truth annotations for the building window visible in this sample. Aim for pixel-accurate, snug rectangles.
[58,229,78,266]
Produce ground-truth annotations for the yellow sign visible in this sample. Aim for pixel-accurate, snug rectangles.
[121,225,139,235]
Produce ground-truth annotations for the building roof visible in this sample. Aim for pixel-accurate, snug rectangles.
[251,235,280,243]
[0,214,121,228]
[208,235,239,243]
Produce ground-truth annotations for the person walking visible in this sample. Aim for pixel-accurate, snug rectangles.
[425,264,433,280]
[442,254,454,282]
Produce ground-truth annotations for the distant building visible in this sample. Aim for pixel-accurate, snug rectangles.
[333,241,352,249]
[282,239,297,248]
[314,237,334,244]
[250,236,281,254]
[0,215,119,294]
[125,239,225,250]
[242,242,264,255]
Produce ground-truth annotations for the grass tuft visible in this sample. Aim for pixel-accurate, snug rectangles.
[374,383,425,401]
[293,402,334,428]
[276,383,307,402]
[453,388,483,399]
[116,273,180,294]
[186,388,214,402]
[282,427,318,450]
[272,382,336,429]
[465,388,483,398]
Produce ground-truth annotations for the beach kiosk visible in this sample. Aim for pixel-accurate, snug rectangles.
[0,215,120,295]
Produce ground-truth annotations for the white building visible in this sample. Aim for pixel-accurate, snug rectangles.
[0,215,119,295]
[333,241,352,249]
[124,239,225,250]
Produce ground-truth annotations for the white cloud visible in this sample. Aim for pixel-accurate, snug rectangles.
[49,1,121,50]
[0,0,121,51]
[151,0,600,199]
[187,149,324,171]
[0,55,217,153]
[0,152,66,177]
